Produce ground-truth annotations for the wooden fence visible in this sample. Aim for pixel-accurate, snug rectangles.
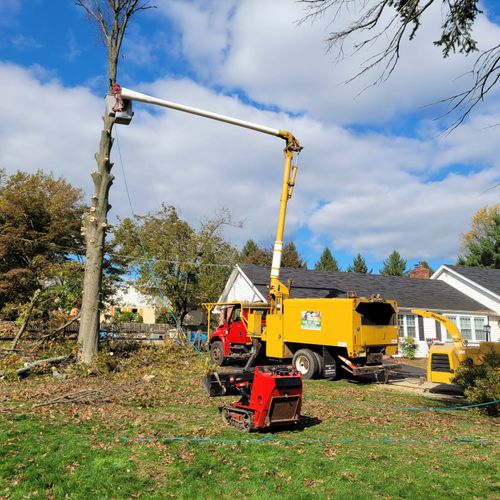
[0,321,184,342]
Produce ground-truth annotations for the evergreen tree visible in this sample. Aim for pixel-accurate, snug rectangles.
[380,251,407,276]
[239,240,307,269]
[240,239,259,260]
[315,247,340,272]
[239,240,272,266]
[281,242,307,269]
[347,253,370,273]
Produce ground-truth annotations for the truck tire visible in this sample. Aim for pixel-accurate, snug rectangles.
[210,341,225,366]
[327,357,339,380]
[312,351,323,379]
[292,349,318,380]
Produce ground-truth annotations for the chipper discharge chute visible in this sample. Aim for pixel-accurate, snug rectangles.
[203,366,302,432]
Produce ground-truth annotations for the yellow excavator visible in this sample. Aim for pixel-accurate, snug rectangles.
[411,309,500,384]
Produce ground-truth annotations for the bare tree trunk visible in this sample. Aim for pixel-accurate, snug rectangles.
[76,0,154,364]
[78,114,115,363]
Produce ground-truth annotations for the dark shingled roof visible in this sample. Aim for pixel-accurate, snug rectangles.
[444,265,500,297]
[239,264,493,313]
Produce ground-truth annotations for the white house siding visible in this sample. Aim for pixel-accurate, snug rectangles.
[435,272,500,315]
[398,310,433,357]
[433,267,500,343]
[488,315,500,342]
[225,273,264,303]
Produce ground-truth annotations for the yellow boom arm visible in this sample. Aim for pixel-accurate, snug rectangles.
[118,88,301,313]
[410,309,465,347]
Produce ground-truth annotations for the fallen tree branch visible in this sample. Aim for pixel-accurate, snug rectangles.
[32,380,144,407]
[33,389,104,407]
[10,289,41,351]
[16,354,71,378]
[38,313,81,344]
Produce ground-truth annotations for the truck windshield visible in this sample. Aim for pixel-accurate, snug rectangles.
[356,302,396,326]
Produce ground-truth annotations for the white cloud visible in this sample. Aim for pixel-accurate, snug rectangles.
[0,62,102,198]
[1,62,498,264]
[157,0,500,127]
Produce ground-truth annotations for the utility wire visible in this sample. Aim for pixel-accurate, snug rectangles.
[4,235,234,268]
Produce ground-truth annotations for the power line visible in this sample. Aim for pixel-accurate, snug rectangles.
[2,235,234,268]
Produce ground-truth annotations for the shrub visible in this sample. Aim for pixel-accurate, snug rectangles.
[453,350,500,416]
[399,336,417,359]
[114,310,143,323]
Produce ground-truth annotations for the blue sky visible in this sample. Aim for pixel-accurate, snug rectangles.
[1,0,499,274]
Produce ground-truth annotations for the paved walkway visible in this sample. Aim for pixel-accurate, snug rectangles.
[386,363,464,400]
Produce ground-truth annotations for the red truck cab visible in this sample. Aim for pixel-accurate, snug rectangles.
[205,302,269,366]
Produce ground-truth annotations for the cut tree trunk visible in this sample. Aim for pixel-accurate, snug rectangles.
[17,355,71,378]
[78,113,115,364]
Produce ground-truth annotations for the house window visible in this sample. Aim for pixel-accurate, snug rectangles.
[398,314,417,338]
[443,315,487,342]
[445,316,456,340]
[474,317,486,341]
[459,317,472,341]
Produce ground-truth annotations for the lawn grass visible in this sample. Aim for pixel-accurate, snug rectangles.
[0,345,498,499]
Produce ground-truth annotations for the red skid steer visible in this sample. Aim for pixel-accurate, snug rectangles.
[203,366,302,432]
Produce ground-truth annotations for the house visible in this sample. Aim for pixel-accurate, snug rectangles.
[218,264,499,357]
[109,284,205,326]
[110,285,160,324]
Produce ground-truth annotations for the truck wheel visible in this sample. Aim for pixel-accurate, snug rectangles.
[312,351,323,379]
[292,349,318,380]
[210,341,225,366]
[327,357,339,380]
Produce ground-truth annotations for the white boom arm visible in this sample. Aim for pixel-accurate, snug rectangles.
[120,88,283,139]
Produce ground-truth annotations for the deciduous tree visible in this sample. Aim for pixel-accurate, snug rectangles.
[458,205,500,268]
[300,0,498,129]
[0,169,85,317]
[113,205,238,328]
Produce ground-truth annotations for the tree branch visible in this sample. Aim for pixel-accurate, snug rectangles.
[299,0,492,130]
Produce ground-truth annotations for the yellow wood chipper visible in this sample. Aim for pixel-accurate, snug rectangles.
[411,309,500,384]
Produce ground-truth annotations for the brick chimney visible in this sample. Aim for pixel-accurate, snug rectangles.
[409,263,430,279]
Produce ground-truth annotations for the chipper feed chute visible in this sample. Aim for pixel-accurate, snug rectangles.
[202,366,302,432]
